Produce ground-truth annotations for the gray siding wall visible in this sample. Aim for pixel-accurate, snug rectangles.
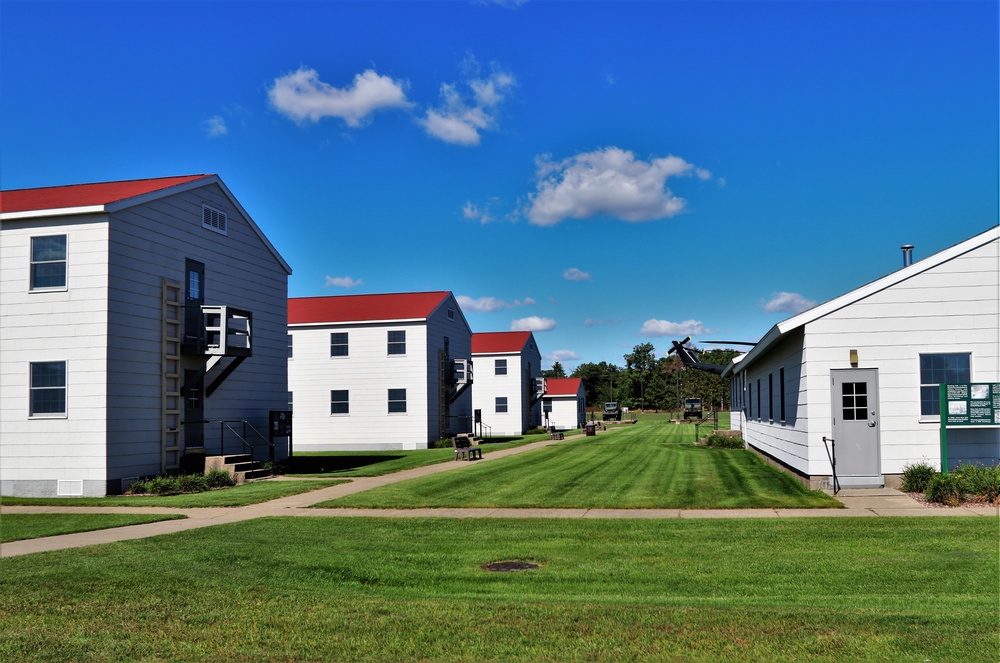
[106,183,289,483]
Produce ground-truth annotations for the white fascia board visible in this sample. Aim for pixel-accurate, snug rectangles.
[289,318,427,328]
[1,205,106,220]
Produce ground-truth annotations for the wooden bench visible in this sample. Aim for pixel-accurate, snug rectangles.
[453,435,483,461]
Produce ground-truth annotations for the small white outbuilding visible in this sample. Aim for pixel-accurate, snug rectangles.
[542,378,587,431]
[471,331,543,436]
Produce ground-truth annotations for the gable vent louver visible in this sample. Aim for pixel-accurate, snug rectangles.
[202,205,228,235]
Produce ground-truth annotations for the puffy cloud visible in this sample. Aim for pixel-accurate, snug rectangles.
[325,275,363,289]
[760,292,817,314]
[562,267,592,281]
[457,295,535,313]
[511,316,557,332]
[525,147,710,226]
[269,67,411,127]
[420,66,515,146]
[202,116,227,137]
[637,319,707,337]
[545,350,580,362]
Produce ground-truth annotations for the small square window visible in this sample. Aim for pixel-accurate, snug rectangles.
[920,353,971,416]
[388,388,407,413]
[331,332,349,357]
[30,361,66,416]
[30,235,67,290]
[448,308,455,320]
[388,331,406,355]
[331,390,349,415]
[495,359,507,376]
[496,396,508,413]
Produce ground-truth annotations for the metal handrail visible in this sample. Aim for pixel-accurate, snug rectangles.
[216,419,275,461]
[822,436,841,495]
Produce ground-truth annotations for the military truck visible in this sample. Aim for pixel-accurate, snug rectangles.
[684,398,703,419]
[603,402,621,421]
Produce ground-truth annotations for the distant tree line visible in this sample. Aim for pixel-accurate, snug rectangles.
[566,343,741,413]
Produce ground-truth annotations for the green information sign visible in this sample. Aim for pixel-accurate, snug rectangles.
[940,383,1000,470]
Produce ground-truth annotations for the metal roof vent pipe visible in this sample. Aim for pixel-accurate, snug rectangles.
[901,244,914,267]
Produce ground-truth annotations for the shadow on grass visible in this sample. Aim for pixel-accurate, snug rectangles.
[283,455,405,474]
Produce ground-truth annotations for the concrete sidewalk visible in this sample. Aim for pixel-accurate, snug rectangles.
[3,432,997,558]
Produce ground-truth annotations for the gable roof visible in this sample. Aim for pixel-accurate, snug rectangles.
[728,225,1000,376]
[289,291,454,325]
[0,174,292,275]
[545,377,583,397]
[0,175,211,215]
[472,331,534,354]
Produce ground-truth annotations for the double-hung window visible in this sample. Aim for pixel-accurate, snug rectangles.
[30,361,66,416]
[388,331,406,355]
[287,335,293,358]
[330,333,349,357]
[388,389,407,413]
[496,396,508,413]
[920,353,971,417]
[30,235,67,290]
[495,359,507,375]
[330,390,349,415]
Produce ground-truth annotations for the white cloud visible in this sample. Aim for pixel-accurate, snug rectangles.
[637,319,707,337]
[760,292,817,314]
[562,267,591,281]
[462,200,497,224]
[325,275,363,289]
[269,67,411,127]
[545,350,580,362]
[202,116,227,137]
[511,316,557,332]
[457,295,536,313]
[420,65,515,146]
[525,147,710,226]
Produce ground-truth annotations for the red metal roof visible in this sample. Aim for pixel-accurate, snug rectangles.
[289,291,453,325]
[472,331,532,354]
[545,377,583,396]
[0,175,212,214]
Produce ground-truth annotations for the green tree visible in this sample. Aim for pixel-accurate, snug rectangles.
[571,361,621,408]
[541,361,566,378]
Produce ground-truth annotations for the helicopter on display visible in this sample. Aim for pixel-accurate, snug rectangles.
[667,336,755,374]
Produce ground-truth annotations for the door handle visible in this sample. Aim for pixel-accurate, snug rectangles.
[868,420,876,427]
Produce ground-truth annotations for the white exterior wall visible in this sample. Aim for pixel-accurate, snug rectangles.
[290,322,429,451]
[1,216,112,496]
[545,392,586,431]
[739,233,999,480]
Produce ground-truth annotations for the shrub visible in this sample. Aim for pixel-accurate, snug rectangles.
[955,463,1000,502]
[205,469,236,488]
[175,474,208,493]
[704,434,744,449]
[900,462,936,493]
[429,438,453,449]
[925,473,967,506]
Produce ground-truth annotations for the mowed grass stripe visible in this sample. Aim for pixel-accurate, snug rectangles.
[1,517,995,661]
[321,419,839,509]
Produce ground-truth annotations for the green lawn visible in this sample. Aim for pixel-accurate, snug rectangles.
[317,417,838,509]
[284,431,558,477]
[0,516,996,661]
[0,513,186,543]
[0,479,346,508]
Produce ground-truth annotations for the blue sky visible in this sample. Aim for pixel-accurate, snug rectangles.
[3,1,997,369]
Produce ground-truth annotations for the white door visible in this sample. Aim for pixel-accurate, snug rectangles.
[831,369,882,487]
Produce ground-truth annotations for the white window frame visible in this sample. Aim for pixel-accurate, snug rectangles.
[388,330,406,356]
[330,332,349,357]
[919,352,972,420]
[388,388,407,414]
[496,396,508,414]
[495,359,508,376]
[29,360,67,418]
[330,389,350,415]
[30,235,67,291]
